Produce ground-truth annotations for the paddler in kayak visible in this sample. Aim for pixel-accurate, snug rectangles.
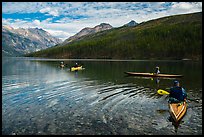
[60,61,65,68]
[74,63,80,68]
[168,80,187,124]
[155,66,160,74]
[168,80,187,103]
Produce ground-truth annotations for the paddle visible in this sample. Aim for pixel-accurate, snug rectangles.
[157,89,170,95]
[157,89,200,103]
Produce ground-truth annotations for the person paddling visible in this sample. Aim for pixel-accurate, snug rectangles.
[168,80,187,103]
[60,61,65,68]
[155,66,160,74]
[74,63,79,68]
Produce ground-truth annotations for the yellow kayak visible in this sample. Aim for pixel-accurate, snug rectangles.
[70,66,83,71]
[169,100,187,122]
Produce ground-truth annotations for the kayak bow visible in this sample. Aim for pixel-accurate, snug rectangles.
[169,100,187,122]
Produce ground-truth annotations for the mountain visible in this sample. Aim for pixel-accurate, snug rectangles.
[124,20,138,27]
[26,12,202,61]
[2,25,62,56]
[61,23,113,45]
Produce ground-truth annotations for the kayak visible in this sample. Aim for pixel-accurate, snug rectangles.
[169,100,187,122]
[70,66,83,71]
[124,72,183,78]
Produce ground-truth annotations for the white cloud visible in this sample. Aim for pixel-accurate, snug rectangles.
[2,2,44,13]
[33,20,41,26]
[2,18,13,25]
[44,29,71,40]
[169,2,202,14]
[39,7,59,16]
[172,2,198,10]
[39,7,51,13]
[2,2,202,40]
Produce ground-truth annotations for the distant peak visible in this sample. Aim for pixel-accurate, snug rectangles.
[97,23,112,27]
[124,20,138,27]
[62,22,113,45]
[130,20,136,23]
[99,23,110,25]
[28,27,43,30]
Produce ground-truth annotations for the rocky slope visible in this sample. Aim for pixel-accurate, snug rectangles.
[2,25,62,56]
[61,23,113,46]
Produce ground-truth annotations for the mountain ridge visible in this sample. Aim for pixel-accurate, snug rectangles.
[26,12,202,60]
[61,23,113,46]
[2,26,62,56]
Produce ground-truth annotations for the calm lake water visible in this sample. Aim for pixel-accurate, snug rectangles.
[2,57,202,135]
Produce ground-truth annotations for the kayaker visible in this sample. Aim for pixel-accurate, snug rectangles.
[74,63,79,68]
[60,61,65,68]
[168,80,187,103]
[155,66,160,74]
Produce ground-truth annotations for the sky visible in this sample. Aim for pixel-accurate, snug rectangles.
[2,2,202,40]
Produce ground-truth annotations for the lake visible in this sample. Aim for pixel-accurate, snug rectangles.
[2,57,202,135]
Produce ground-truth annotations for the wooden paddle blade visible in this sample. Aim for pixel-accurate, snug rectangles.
[157,89,170,95]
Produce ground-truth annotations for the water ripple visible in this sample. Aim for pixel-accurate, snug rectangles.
[2,73,202,135]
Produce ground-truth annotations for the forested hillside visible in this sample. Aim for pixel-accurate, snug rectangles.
[26,12,202,60]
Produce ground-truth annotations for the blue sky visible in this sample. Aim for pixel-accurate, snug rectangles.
[2,2,202,40]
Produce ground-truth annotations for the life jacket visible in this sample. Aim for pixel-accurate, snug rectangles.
[169,86,186,101]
